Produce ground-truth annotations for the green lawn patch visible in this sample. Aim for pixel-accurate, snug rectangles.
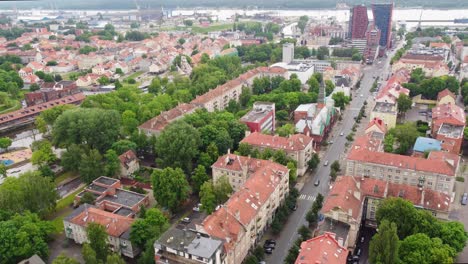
[55,171,78,185]
[55,186,85,212]
[126,71,144,80]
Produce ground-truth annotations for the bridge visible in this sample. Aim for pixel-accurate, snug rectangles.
[398,18,468,24]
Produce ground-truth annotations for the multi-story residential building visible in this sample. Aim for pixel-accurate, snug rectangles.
[64,204,139,258]
[75,176,150,216]
[240,132,313,176]
[295,232,348,264]
[349,5,369,40]
[392,54,449,77]
[138,103,200,136]
[25,81,78,106]
[372,3,393,53]
[199,155,289,264]
[364,24,381,63]
[154,228,224,264]
[431,95,466,154]
[240,102,275,134]
[191,67,287,111]
[321,175,451,247]
[346,134,460,194]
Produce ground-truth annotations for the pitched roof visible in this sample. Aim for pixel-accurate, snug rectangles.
[295,232,348,264]
[366,117,387,134]
[347,135,459,176]
[203,154,288,252]
[240,132,312,152]
[118,150,137,165]
[69,207,134,237]
[138,103,199,133]
[437,89,456,102]
[432,103,465,126]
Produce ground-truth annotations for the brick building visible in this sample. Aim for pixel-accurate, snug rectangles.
[240,132,314,176]
[240,102,275,134]
[349,5,369,40]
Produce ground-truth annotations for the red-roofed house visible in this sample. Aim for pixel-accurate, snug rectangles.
[138,103,199,136]
[322,175,451,247]
[240,132,314,175]
[437,89,456,105]
[346,134,459,194]
[431,101,465,154]
[295,232,348,264]
[64,205,139,258]
[119,150,139,178]
[201,154,289,264]
[365,117,387,136]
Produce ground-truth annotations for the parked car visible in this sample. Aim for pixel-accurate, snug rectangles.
[314,179,320,186]
[193,203,202,212]
[360,236,365,243]
[291,204,298,211]
[462,193,468,205]
[265,239,277,245]
[182,217,191,223]
[263,243,275,249]
[340,132,344,136]
[324,160,329,166]
[264,247,273,254]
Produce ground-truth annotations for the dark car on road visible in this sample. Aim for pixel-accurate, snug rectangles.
[264,247,273,254]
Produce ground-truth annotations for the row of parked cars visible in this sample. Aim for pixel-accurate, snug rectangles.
[263,239,276,254]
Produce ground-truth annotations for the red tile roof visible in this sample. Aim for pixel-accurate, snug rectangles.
[432,103,465,127]
[118,150,137,165]
[437,89,456,102]
[347,135,458,176]
[240,132,312,152]
[138,103,199,133]
[366,117,387,134]
[295,232,348,264]
[203,154,288,252]
[323,176,451,216]
[69,207,134,237]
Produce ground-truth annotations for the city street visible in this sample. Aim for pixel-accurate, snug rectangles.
[266,44,400,263]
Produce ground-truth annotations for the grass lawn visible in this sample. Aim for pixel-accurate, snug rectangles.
[55,186,85,212]
[48,185,85,233]
[0,100,21,114]
[55,171,78,185]
[126,71,144,80]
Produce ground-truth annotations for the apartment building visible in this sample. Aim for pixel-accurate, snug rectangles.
[346,135,459,194]
[295,232,348,264]
[240,132,314,176]
[322,175,451,247]
[240,102,275,134]
[200,155,289,264]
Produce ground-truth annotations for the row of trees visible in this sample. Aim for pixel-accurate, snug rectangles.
[283,193,324,264]
[369,198,468,264]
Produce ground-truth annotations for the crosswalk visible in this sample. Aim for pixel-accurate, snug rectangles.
[298,194,316,201]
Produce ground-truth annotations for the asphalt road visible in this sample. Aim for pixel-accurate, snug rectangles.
[266,43,402,264]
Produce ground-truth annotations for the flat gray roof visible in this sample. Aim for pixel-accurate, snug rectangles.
[438,123,464,139]
[101,189,146,208]
[373,102,396,113]
[240,102,274,123]
[114,207,134,217]
[155,227,223,260]
[86,183,107,193]
[95,176,118,186]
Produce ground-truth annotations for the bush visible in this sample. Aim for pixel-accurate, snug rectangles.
[456,176,465,182]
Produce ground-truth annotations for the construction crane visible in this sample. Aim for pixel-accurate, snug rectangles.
[416,9,423,32]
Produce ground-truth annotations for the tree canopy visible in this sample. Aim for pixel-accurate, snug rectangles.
[152,167,190,212]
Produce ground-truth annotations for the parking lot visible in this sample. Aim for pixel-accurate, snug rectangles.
[404,104,432,123]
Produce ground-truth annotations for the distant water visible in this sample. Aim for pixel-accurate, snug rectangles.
[172,8,468,29]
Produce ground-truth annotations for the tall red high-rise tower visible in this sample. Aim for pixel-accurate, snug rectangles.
[349,5,369,39]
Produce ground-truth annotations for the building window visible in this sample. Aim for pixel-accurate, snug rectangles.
[396,170,400,174]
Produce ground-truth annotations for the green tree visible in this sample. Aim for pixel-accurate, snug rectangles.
[192,165,209,194]
[112,140,137,155]
[307,153,320,170]
[388,122,421,154]
[397,93,412,114]
[31,140,57,167]
[82,243,99,264]
[52,108,121,153]
[106,254,125,264]
[130,208,169,248]
[369,220,400,264]
[0,212,55,263]
[384,134,395,153]
[97,76,110,85]
[178,38,186,45]
[316,46,329,60]
[121,110,139,135]
[325,80,335,96]
[331,92,350,109]
[0,171,58,216]
[0,137,12,150]
[297,16,308,34]
[200,181,217,214]
[155,121,201,173]
[52,253,80,264]
[0,163,6,178]
[213,175,233,204]
[104,149,120,177]
[152,167,190,212]
[331,160,340,172]
[87,222,109,262]
[399,233,455,264]
[183,20,193,26]
[114,79,123,89]
[61,144,84,172]
[29,83,40,91]
[79,149,103,184]
[277,124,296,137]
[298,225,311,240]
[148,77,162,94]
[80,191,96,205]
